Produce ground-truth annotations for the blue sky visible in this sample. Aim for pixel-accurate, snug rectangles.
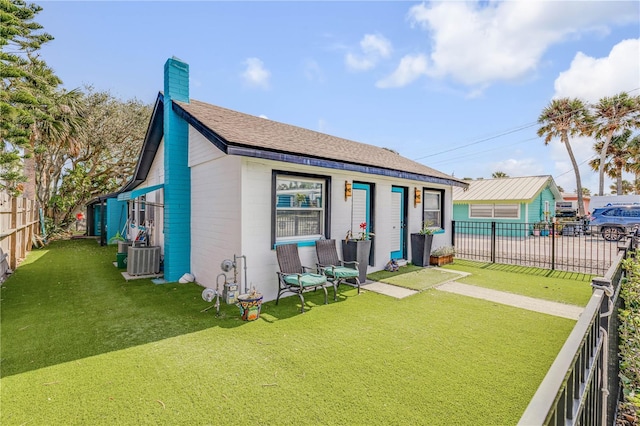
[36,1,640,194]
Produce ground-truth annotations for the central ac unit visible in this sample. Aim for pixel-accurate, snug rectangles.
[117,240,132,254]
[127,246,161,276]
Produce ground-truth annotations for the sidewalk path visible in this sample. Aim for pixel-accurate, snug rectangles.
[435,281,583,320]
[361,281,418,299]
[363,267,583,320]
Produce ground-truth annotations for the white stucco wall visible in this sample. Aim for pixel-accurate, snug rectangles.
[153,125,455,305]
[235,157,453,303]
[188,128,242,293]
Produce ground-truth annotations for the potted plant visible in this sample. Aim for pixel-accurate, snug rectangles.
[429,245,455,266]
[532,222,541,236]
[342,222,374,284]
[411,222,438,267]
[532,221,551,236]
[237,287,263,321]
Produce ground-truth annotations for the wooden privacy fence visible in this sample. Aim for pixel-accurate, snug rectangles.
[0,191,39,274]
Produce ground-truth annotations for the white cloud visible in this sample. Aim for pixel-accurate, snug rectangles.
[241,57,271,89]
[345,33,393,72]
[405,1,638,89]
[376,54,428,88]
[345,53,376,72]
[553,38,640,103]
[547,39,640,193]
[361,33,392,58]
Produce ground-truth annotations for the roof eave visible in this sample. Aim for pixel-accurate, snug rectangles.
[228,145,466,187]
[173,101,468,188]
[119,93,165,193]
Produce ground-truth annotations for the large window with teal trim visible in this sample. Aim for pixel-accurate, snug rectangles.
[272,172,330,246]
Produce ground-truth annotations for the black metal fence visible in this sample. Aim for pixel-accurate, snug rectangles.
[453,221,622,276]
[518,236,632,425]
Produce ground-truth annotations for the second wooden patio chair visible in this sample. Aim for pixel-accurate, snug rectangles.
[275,243,330,313]
[315,239,361,296]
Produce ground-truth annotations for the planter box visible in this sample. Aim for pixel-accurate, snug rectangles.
[342,239,371,284]
[430,254,454,266]
[410,234,434,267]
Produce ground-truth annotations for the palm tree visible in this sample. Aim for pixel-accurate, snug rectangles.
[31,87,85,220]
[626,134,640,194]
[491,171,509,178]
[591,93,640,196]
[19,56,64,200]
[589,130,637,196]
[609,180,633,195]
[538,98,591,216]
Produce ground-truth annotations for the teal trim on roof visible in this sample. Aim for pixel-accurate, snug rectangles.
[117,184,164,201]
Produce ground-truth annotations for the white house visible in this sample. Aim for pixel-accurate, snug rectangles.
[119,57,468,303]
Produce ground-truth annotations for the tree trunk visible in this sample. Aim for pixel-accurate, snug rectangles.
[562,133,586,216]
[23,156,36,200]
[616,165,623,195]
[598,129,614,196]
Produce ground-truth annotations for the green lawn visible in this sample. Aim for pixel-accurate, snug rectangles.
[368,267,461,291]
[1,240,578,425]
[440,259,594,306]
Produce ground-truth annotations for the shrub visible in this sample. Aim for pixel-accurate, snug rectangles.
[620,253,640,418]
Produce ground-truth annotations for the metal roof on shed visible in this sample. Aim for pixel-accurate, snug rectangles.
[453,176,561,203]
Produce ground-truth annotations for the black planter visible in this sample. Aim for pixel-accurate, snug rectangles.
[411,234,434,267]
[342,239,371,284]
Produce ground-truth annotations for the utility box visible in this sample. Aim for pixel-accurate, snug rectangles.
[116,252,128,269]
[117,240,133,254]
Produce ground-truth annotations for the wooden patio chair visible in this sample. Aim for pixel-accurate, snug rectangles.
[275,243,329,313]
[315,239,360,296]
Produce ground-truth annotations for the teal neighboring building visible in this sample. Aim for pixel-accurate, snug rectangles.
[452,175,562,237]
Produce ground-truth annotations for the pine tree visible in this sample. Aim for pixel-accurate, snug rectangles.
[0,0,58,195]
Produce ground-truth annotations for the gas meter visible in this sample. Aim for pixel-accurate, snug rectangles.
[224,282,238,304]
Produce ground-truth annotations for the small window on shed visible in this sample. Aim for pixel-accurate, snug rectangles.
[470,203,519,219]
[494,204,519,219]
[470,204,493,218]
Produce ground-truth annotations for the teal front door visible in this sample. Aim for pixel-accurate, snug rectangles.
[390,186,406,259]
[351,183,373,265]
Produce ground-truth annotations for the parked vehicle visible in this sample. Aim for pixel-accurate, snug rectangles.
[589,205,640,241]
[590,195,640,210]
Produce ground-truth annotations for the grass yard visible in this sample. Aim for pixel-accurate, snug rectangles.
[367,267,461,291]
[440,259,593,306]
[1,240,579,425]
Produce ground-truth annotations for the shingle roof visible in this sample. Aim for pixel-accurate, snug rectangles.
[452,176,561,203]
[175,98,467,187]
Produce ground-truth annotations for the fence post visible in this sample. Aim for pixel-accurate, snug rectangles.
[591,275,616,426]
[451,220,456,247]
[551,222,556,270]
[491,221,496,264]
[9,197,17,270]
